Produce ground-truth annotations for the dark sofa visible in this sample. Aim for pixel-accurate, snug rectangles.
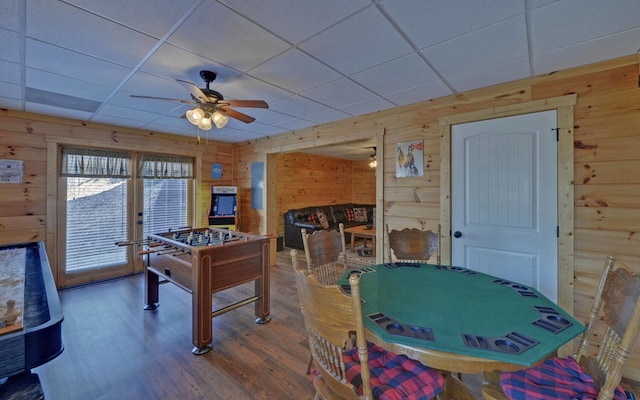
[284,203,375,250]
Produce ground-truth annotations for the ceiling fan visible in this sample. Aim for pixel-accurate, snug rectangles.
[130,70,268,130]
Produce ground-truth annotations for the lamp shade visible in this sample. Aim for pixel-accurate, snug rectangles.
[197,113,213,130]
[185,108,205,125]
[212,111,229,129]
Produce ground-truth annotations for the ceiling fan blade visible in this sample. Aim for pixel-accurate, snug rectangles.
[130,95,195,105]
[221,100,268,109]
[219,107,256,123]
[175,79,209,103]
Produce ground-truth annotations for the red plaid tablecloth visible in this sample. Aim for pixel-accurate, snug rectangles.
[500,356,627,400]
[344,342,445,400]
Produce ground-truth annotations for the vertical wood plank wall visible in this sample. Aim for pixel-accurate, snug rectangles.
[237,54,640,379]
[0,110,234,277]
[269,152,376,236]
[0,54,639,379]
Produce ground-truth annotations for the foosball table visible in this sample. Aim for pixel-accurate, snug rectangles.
[140,227,271,355]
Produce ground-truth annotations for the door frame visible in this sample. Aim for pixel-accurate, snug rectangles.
[439,94,577,314]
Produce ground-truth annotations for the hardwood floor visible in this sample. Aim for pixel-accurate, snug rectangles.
[31,249,638,400]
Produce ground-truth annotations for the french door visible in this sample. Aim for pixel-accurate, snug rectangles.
[57,149,193,288]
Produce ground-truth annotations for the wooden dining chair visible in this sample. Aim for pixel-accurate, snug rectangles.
[301,223,348,285]
[482,255,640,400]
[292,260,475,400]
[384,224,441,264]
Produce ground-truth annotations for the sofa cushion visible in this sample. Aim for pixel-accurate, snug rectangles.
[317,211,330,229]
[345,208,356,222]
[353,207,368,223]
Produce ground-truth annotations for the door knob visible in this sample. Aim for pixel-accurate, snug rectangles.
[453,231,462,238]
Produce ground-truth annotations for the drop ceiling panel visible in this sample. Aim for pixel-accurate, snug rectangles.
[340,97,395,116]
[0,81,21,100]
[26,69,113,102]
[447,58,530,93]
[305,108,352,125]
[140,43,241,85]
[26,1,158,67]
[26,40,132,87]
[531,0,640,53]
[301,78,376,108]
[96,104,164,123]
[122,71,191,99]
[270,95,333,118]
[299,6,414,75]
[249,48,342,93]
[0,28,20,63]
[379,0,523,49]
[107,91,183,115]
[26,102,93,121]
[0,0,20,32]
[0,60,20,85]
[350,53,440,96]
[65,0,201,39]
[423,16,528,80]
[220,0,370,44]
[167,1,290,72]
[384,81,453,107]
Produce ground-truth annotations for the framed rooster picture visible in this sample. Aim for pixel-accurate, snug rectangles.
[395,140,424,178]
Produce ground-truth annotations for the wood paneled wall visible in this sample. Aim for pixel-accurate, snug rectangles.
[267,152,376,236]
[0,110,233,279]
[235,54,640,379]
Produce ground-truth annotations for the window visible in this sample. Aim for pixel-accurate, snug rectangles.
[61,147,131,272]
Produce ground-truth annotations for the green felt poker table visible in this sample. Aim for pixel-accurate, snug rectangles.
[338,262,585,374]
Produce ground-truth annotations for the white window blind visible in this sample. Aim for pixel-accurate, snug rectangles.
[62,147,130,271]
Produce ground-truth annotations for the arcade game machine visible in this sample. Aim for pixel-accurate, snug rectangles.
[209,186,239,230]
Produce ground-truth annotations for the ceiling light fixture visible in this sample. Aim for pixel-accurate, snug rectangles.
[211,111,229,129]
[185,108,229,131]
[369,147,377,169]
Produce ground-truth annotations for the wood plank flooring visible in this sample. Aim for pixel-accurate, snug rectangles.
[30,249,638,399]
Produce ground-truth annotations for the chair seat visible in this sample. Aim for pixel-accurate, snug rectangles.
[499,356,627,400]
[344,342,445,400]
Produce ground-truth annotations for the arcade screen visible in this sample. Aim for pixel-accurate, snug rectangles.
[214,195,236,216]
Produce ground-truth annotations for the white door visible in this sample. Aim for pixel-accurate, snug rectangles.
[451,110,558,302]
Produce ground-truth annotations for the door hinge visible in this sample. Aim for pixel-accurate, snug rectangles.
[551,128,559,141]
[557,226,560,238]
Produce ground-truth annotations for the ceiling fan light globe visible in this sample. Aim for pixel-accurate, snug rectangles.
[212,111,229,129]
[197,115,213,130]
[186,108,205,125]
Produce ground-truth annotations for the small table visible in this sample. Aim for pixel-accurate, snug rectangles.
[338,263,584,374]
[344,225,376,256]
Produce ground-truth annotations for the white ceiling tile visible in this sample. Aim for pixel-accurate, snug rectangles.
[0,60,21,85]
[301,78,376,108]
[218,75,290,105]
[299,7,414,75]
[96,104,164,123]
[26,102,94,121]
[532,0,640,53]
[0,81,21,100]
[533,28,640,75]
[305,108,352,125]
[0,96,22,111]
[167,1,290,72]
[238,108,292,125]
[26,69,113,102]
[276,117,315,131]
[220,0,370,44]
[350,53,440,96]
[270,95,333,118]
[0,27,21,63]
[121,71,191,100]
[385,81,453,106]
[64,0,200,39]
[140,44,241,83]
[27,0,157,67]
[448,58,530,93]
[0,0,20,32]
[340,97,396,117]
[423,16,528,79]
[26,39,132,86]
[108,90,183,115]
[91,114,149,129]
[379,0,523,48]
[249,48,342,93]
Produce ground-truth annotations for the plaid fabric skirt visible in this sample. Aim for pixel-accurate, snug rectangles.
[343,342,445,400]
[500,356,627,400]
